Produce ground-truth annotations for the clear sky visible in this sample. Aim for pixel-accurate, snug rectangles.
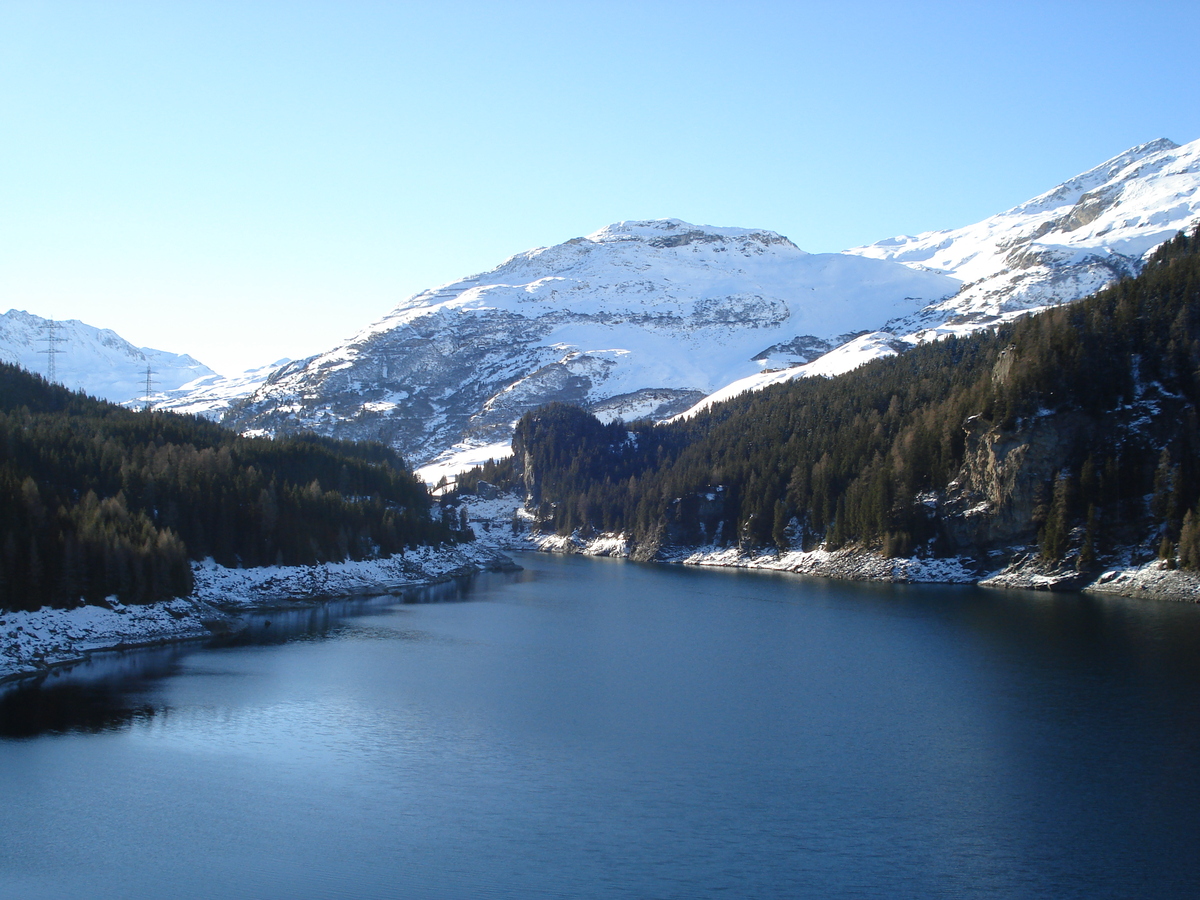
[2,0,1198,376]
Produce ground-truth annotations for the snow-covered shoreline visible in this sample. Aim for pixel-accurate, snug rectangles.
[10,515,1197,686]
[461,492,1200,603]
[528,530,979,583]
[508,518,1200,603]
[1,544,515,685]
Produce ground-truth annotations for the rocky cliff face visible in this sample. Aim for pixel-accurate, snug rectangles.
[940,411,1091,551]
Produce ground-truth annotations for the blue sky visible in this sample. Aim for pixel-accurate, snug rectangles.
[2,0,1198,375]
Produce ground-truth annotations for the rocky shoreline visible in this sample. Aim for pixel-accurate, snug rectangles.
[0,544,515,685]
[505,523,1200,604]
[460,492,1200,604]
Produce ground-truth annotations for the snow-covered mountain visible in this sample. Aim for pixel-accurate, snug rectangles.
[194,136,1200,479]
[226,220,959,475]
[145,359,293,419]
[848,137,1200,336]
[680,137,1200,417]
[0,309,216,404]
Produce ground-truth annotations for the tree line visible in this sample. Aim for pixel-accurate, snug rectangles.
[0,367,466,611]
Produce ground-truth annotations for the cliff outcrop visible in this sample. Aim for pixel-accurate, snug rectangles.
[941,410,1091,552]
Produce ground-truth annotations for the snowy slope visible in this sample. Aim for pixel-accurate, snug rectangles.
[847,137,1200,338]
[226,220,958,470]
[679,137,1200,418]
[218,138,1200,471]
[145,359,293,419]
[0,309,216,403]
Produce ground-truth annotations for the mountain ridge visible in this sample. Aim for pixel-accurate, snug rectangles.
[224,138,1200,478]
[678,136,1200,418]
[0,309,216,404]
[14,138,1200,478]
[225,218,958,477]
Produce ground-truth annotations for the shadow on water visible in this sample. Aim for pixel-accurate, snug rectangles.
[0,569,518,740]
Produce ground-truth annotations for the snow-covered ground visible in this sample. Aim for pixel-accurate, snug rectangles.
[468,493,977,581]
[681,138,1200,417]
[848,138,1200,302]
[526,529,977,583]
[0,596,234,685]
[213,139,1200,468]
[670,544,978,582]
[1087,560,1200,603]
[676,331,911,418]
[417,440,514,490]
[1,543,513,684]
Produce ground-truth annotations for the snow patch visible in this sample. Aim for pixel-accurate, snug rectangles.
[1,545,514,683]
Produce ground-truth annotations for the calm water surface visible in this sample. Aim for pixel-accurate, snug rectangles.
[2,553,1199,899]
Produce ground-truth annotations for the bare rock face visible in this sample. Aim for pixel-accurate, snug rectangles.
[941,411,1091,551]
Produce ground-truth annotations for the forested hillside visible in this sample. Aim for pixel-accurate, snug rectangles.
[0,369,463,612]
[490,226,1200,569]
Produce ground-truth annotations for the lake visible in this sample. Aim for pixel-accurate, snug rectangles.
[2,552,1199,899]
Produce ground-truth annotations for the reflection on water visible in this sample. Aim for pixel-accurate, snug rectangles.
[1,555,1199,900]
[0,575,503,739]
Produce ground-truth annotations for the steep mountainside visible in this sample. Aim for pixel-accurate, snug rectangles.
[0,309,215,404]
[225,221,957,471]
[682,138,1200,415]
[850,137,1200,336]
[221,140,1200,473]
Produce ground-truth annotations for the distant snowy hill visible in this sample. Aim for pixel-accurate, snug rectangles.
[680,137,1200,417]
[0,309,216,404]
[146,359,293,420]
[226,220,958,475]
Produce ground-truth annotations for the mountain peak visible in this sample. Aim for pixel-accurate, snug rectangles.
[584,219,800,251]
[845,135,1200,342]
[229,218,954,471]
[1014,137,1188,216]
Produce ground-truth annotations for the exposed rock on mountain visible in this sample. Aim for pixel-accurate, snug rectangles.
[225,220,958,470]
[850,137,1200,337]
[680,138,1200,416]
[186,137,1200,475]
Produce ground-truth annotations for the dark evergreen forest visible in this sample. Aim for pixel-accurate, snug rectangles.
[0,369,464,612]
[482,226,1200,568]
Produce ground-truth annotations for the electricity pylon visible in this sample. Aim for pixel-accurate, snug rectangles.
[39,317,65,382]
[142,364,156,412]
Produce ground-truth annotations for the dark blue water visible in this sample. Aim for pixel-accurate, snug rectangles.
[2,553,1199,899]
